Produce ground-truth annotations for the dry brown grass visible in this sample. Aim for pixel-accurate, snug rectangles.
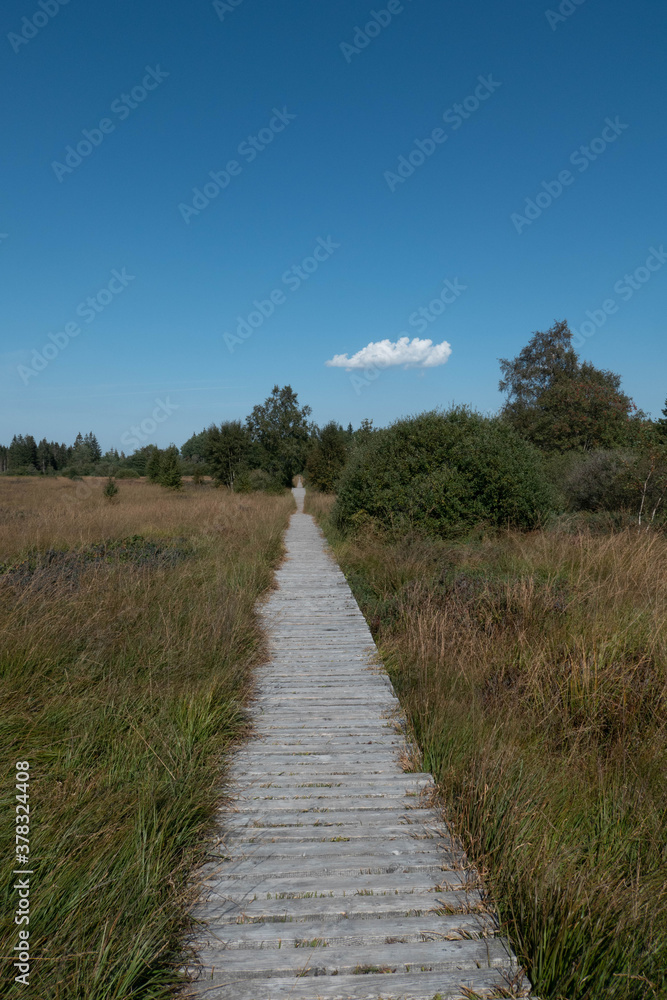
[0,477,294,1000]
[0,476,282,559]
[312,503,667,1000]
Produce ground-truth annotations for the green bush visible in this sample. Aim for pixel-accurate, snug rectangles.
[3,465,39,476]
[560,449,632,512]
[305,422,349,493]
[333,408,556,537]
[235,468,285,494]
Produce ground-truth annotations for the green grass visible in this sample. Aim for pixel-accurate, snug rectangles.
[306,491,667,1000]
[0,479,293,998]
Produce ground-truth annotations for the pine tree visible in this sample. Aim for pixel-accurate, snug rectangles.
[8,434,37,471]
[158,446,183,489]
[146,448,162,483]
[36,438,54,474]
[102,476,119,501]
[84,432,102,463]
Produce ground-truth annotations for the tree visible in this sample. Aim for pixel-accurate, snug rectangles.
[181,427,214,467]
[36,438,55,474]
[124,444,158,477]
[355,418,375,444]
[306,422,349,492]
[53,442,70,469]
[69,431,101,472]
[102,476,119,502]
[158,445,183,489]
[246,385,312,486]
[499,320,641,450]
[8,434,37,471]
[207,421,251,489]
[146,447,162,483]
[84,432,102,463]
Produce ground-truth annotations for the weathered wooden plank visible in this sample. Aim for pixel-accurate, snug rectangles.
[184,486,533,999]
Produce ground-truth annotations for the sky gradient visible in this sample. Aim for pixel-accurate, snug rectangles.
[1,0,665,451]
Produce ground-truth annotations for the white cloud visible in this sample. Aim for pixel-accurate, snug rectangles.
[325,336,452,371]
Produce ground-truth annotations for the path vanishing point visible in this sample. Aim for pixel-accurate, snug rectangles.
[185,485,532,999]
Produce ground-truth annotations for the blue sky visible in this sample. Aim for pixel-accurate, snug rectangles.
[1,0,665,451]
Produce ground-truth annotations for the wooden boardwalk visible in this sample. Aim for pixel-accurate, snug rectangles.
[185,487,530,999]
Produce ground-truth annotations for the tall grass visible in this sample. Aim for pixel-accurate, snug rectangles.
[306,492,667,1000]
[0,478,293,999]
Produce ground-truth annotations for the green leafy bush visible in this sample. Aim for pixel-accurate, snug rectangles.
[560,449,632,511]
[305,422,350,492]
[333,408,555,537]
[235,468,285,494]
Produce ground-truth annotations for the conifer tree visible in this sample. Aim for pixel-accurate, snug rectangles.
[158,445,183,489]
[146,448,162,483]
[103,476,119,501]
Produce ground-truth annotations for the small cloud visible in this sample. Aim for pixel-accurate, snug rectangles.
[326,336,452,371]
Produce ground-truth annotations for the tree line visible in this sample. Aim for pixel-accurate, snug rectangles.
[2,323,667,516]
[0,385,364,492]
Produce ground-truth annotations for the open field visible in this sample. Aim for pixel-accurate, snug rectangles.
[306,492,667,1000]
[0,477,293,999]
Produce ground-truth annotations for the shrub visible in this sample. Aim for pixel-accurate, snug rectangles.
[561,449,632,512]
[102,476,119,502]
[235,468,284,494]
[333,408,556,537]
[558,448,667,526]
[4,465,39,476]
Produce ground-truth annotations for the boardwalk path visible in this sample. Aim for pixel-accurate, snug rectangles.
[186,487,529,999]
